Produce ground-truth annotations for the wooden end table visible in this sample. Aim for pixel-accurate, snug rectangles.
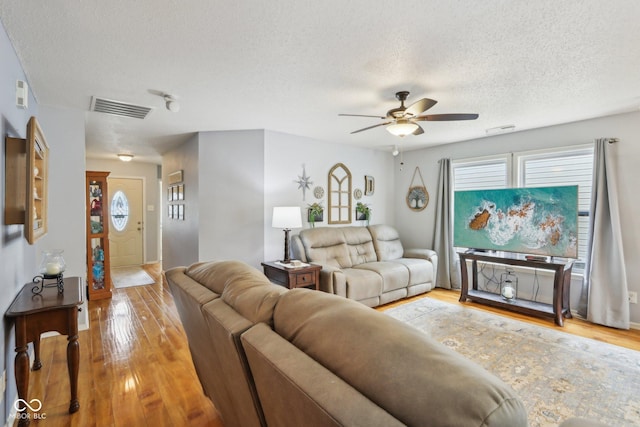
[5,277,83,425]
[261,261,322,290]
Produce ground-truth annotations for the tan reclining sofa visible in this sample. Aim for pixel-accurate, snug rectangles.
[291,224,437,307]
[165,259,530,427]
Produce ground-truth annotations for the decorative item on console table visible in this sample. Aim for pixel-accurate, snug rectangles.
[32,249,66,294]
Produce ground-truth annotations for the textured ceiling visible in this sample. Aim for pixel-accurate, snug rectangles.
[1,1,639,163]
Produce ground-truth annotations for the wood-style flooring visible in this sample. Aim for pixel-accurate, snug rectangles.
[17,264,640,426]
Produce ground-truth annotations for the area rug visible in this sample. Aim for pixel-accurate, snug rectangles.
[111,266,155,288]
[384,298,640,427]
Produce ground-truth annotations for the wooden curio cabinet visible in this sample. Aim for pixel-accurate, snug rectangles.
[86,171,112,300]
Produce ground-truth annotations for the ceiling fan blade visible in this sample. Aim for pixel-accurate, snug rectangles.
[415,113,479,121]
[405,98,437,117]
[412,124,425,135]
[339,113,387,119]
[350,122,391,134]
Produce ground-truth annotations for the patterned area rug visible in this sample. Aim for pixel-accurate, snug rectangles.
[384,298,640,427]
[111,266,155,288]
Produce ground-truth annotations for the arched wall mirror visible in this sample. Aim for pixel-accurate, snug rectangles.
[328,163,352,224]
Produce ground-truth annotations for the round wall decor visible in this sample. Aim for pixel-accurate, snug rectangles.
[313,186,325,199]
[406,167,429,211]
[407,186,429,211]
[353,188,363,200]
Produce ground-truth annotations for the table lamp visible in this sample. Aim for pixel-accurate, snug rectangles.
[272,206,302,263]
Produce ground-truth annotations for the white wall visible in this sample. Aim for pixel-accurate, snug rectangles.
[161,129,396,269]
[198,130,265,268]
[395,110,640,324]
[161,135,200,270]
[1,20,88,422]
[264,130,395,262]
[1,20,39,424]
[85,158,161,263]
[37,105,88,329]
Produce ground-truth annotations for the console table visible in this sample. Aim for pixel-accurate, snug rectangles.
[458,250,574,326]
[6,277,83,425]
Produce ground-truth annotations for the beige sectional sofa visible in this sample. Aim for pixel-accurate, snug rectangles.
[291,224,437,307]
[165,259,530,427]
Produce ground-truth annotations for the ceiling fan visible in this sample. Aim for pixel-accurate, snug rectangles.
[339,91,479,137]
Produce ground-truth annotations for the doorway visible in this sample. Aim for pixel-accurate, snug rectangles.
[108,177,144,267]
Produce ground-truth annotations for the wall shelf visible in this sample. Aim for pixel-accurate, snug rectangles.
[4,116,49,244]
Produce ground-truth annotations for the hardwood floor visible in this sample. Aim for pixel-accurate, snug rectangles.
[19,265,639,426]
[17,264,222,427]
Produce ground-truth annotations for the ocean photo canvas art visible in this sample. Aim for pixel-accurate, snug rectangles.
[454,186,579,258]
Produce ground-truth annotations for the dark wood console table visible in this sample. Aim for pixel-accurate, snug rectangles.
[5,277,83,425]
[458,251,573,326]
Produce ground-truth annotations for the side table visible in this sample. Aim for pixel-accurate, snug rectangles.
[5,276,83,425]
[261,261,322,290]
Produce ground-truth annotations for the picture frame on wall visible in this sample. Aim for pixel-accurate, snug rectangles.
[364,175,375,196]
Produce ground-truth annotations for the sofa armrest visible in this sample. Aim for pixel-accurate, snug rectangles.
[317,266,347,297]
[404,248,437,262]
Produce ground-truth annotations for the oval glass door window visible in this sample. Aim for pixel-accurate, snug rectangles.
[110,190,129,231]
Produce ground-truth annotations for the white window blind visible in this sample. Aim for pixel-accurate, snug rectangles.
[453,159,508,191]
[519,148,594,269]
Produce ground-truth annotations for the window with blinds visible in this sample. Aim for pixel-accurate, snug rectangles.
[452,147,594,272]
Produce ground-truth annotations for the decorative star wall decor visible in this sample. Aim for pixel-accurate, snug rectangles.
[294,164,313,200]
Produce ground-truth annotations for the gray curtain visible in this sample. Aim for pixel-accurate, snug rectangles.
[433,158,460,289]
[578,138,629,329]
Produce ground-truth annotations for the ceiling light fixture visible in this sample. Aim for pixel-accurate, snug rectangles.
[117,153,134,162]
[387,119,419,137]
[164,94,180,113]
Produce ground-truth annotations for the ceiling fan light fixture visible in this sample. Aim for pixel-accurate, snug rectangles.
[117,153,134,162]
[387,119,419,137]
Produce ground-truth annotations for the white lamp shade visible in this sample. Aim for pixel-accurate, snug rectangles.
[386,119,419,137]
[272,206,302,229]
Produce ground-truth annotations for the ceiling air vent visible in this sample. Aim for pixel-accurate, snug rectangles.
[90,96,153,119]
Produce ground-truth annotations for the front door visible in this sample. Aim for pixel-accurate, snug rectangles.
[108,177,144,267]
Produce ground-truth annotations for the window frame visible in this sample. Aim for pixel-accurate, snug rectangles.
[452,145,594,273]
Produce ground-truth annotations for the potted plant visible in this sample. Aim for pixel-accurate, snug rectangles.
[307,202,324,227]
[355,202,371,225]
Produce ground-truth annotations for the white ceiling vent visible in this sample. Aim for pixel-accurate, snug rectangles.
[90,96,152,119]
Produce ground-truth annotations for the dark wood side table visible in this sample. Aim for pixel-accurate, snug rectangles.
[5,277,83,425]
[261,261,322,290]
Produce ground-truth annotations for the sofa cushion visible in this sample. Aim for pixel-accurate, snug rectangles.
[298,228,352,268]
[354,261,409,292]
[342,226,378,265]
[341,268,383,301]
[221,270,288,327]
[186,260,267,294]
[241,323,405,427]
[368,224,405,261]
[273,289,528,427]
[389,257,434,286]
